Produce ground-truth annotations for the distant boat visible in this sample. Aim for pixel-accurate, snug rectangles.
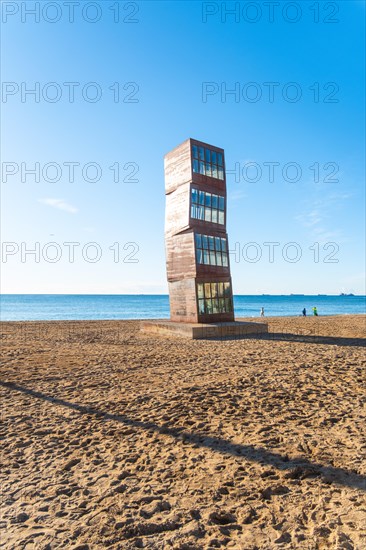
[340,293,355,296]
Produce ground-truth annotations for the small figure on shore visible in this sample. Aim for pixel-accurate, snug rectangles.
[312,306,318,316]
[302,308,307,317]
[260,307,265,317]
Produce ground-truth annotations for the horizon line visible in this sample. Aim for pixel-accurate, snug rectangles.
[1,293,364,298]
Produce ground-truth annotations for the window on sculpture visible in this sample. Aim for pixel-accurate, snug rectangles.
[194,233,229,268]
[192,145,224,180]
[191,188,225,225]
[196,281,233,314]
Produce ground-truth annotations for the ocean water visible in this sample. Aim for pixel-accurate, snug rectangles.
[0,294,365,321]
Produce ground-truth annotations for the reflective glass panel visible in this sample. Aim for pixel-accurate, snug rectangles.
[194,205,201,219]
[218,211,225,225]
[222,254,228,267]
[205,193,211,207]
[217,153,223,166]
[193,159,199,173]
[209,236,215,250]
[205,163,212,177]
[199,147,205,160]
[212,165,218,178]
[225,298,233,312]
[211,209,218,224]
[204,208,211,222]
[219,196,225,210]
[199,191,205,205]
[218,167,224,180]
[221,238,227,252]
[195,233,202,248]
[210,251,216,265]
[192,145,198,158]
[197,282,234,315]
[212,194,218,209]
[215,237,221,251]
[211,151,217,164]
[204,283,211,298]
[199,162,205,175]
[216,253,222,266]
[205,148,211,163]
[202,235,208,249]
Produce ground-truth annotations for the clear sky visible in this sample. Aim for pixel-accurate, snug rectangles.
[1,0,365,295]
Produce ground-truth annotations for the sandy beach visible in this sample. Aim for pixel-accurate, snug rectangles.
[1,315,365,549]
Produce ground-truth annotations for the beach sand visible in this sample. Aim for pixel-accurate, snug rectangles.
[1,315,365,549]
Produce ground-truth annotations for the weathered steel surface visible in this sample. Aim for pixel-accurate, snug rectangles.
[164,139,192,194]
[165,182,191,237]
[165,232,196,282]
[168,279,197,323]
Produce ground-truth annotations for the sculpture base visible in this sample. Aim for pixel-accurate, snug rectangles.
[141,319,268,340]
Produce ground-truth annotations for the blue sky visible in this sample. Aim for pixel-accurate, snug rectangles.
[1,0,365,294]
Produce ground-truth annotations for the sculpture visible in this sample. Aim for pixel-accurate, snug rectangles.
[164,138,234,323]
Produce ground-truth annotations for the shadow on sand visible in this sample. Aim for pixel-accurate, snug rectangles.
[1,381,365,492]
[213,332,366,347]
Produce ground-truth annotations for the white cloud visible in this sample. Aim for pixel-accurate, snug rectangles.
[295,192,352,242]
[311,227,342,243]
[295,209,322,227]
[229,189,248,202]
[311,192,351,208]
[38,198,78,214]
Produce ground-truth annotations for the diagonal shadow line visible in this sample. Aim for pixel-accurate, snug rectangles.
[1,381,365,492]
[263,333,366,347]
[207,332,366,346]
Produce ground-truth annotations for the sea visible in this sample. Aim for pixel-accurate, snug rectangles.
[0,294,365,321]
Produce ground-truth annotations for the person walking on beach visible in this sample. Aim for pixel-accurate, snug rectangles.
[302,308,307,317]
[312,306,318,316]
[260,307,265,317]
